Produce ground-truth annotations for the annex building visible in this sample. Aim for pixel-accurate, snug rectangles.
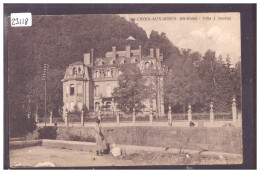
[61,42,166,117]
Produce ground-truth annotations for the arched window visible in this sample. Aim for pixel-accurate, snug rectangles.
[150,62,154,69]
[78,67,81,74]
[95,85,100,97]
[145,62,150,70]
[96,71,99,78]
[95,102,100,111]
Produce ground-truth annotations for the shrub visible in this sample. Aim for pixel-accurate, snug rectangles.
[68,134,96,142]
[37,126,57,139]
[10,115,37,138]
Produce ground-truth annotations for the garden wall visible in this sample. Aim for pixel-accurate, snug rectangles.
[31,126,242,154]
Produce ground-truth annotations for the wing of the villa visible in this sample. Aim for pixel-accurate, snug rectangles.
[61,43,165,118]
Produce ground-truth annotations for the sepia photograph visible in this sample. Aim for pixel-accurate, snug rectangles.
[4,4,256,169]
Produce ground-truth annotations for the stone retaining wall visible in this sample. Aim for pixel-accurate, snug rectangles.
[30,126,242,154]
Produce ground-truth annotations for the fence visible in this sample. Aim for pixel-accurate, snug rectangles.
[36,98,241,127]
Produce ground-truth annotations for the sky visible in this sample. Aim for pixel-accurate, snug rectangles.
[119,13,241,66]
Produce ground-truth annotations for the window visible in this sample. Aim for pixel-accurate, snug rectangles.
[96,71,100,78]
[102,70,106,78]
[151,62,154,69]
[70,84,75,95]
[95,85,100,97]
[105,84,111,97]
[70,101,74,111]
[111,69,114,78]
[107,70,111,78]
[73,67,77,76]
[145,62,150,69]
[95,102,100,111]
[78,67,81,74]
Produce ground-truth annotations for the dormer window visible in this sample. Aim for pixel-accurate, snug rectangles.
[73,67,77,76]
[110,60,115,65]
[131,58,137,63]
[120,59,126,64]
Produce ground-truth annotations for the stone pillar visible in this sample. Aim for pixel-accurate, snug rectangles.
[149,108,153,124]
[35,112,38,123]
[188,104,192,121]
[168,106,172,125]
[65,111,68,126]
[49,111,53,125]
[116,111,120,124]
[232,98,237,123]
[133,108,136,124]
[210,102,214,122]
[35,105,39,123]
[81,110,84,126]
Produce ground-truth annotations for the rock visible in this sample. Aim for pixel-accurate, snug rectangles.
[219,154,224,159]
[186,153,191,158]
[34,162,55,167]
[13,163,22,167]
[111,147,122,157]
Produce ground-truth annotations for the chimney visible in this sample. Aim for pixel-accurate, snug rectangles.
[156,48,160,59]
[139,45,142,59]
[84,53,91,65]
[91,48,94,66]
[150,48,154,57]
[112,46,116,59]
[126,45,131,58]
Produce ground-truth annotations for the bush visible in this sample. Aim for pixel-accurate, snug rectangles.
[68,134,96,142]
[37,126,57,139]
[10,116,37,138]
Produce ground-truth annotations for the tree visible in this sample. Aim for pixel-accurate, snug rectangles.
[146,30,180,65]
[164,50,202,113]
[232,61,242,111]
[198,50,234,112]
[112,64,150,114]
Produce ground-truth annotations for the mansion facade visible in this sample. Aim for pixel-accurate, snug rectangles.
[61,44,166,117]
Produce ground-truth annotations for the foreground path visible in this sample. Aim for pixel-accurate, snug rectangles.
[10,146,133,167]
[10,145,242,168]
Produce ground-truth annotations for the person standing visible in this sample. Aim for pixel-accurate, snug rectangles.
[94,119,106,156]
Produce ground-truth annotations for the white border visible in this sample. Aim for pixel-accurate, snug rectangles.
[0,1,258,172]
